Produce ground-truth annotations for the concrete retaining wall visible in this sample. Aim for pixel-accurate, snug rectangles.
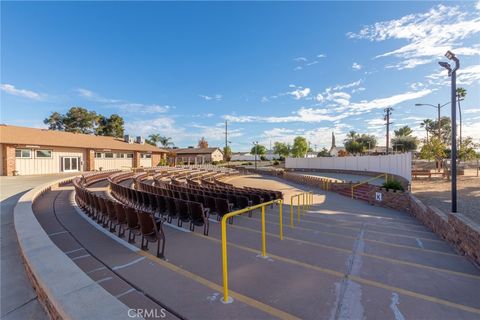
[13,176,133,319]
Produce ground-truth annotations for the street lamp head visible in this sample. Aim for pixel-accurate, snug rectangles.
[445,50,455,60]
[415,103,423,106]
[438,61,452,75]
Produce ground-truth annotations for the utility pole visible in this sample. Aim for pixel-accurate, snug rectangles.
[384,107,393,155]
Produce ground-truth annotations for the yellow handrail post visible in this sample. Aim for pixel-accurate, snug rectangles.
[279,200,283,240]
[302,193,306,214]
[221,216,230,303]
[261,205,266,257]
[297,196,300,222]
[289,196,294,228]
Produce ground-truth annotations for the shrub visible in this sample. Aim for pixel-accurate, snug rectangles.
[212,161,219,165]
[273,160,280,166]
[247,162,253,165]
[260,155,267,161]
[382,179,404,191]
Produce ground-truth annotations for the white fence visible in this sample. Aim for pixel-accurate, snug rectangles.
[286,153,412,182]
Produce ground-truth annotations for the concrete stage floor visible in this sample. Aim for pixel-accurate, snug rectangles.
[32,174,480,319]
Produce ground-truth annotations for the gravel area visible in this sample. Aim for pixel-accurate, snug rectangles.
[412,169,480,224]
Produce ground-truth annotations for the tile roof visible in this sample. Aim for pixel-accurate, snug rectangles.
[0,124,168,153]
[173,147,222,155]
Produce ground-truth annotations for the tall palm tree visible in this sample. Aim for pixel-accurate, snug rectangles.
[420,119,432,144]
[147,133,162,146]
[456,87,466,147]
[346,130,357,142]
[394,125,413,137]
[159,136,174,148]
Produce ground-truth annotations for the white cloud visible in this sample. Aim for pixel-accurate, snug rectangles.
[224,89,432,124]
[317,53,327,58]
[347,4,480,70]
[293,66,303,71]
[464,108,480,114]
[352,62,362,70]
[293,57,307,62]
[118,103,169,114]
[331,80,362,91]
[289,87,311,100]
[199,94,222,101]
[306,61,319,66]
[1,84,44,100]
[76,88,121,104]
[427,64,480,86]
[315,94,325,102]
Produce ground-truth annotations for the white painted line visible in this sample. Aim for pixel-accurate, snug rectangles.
[112,257,146,271]
[415,238,424,249]
[208,218,219,224]
[48,230,69,236]
[115,288,136,298]
[96,277,113,284]
[64,248,85,254]
[390,292,406,320]
[70,192,140,252]
[164,222,191,233]
[87,266,107,274]
[71,254,91,261]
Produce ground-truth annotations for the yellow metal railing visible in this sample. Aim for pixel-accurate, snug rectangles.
[289,191,313,227]
[351,173,388,199]
[221,198,283,303]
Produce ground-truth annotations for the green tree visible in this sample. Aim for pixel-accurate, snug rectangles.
[223,146,232,162]
[420,119,433,143]
[458,137,478,161]
[394,125,413,137]
[251,144,266,155]
[158,136,174,148]
[43,112,65,130]
[344,131,376,154]
[317,147,331,157]
[420,137,447,160]
[356,134,377,151]
[62,107,98,134]
[273,142,290,158]
[146,133,162,146]
[96,114,124,138]
[425,117,451,144]
[291,136,308,158]
[392,135,419,152]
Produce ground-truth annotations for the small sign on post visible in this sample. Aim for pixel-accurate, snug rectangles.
[375,192,382,202]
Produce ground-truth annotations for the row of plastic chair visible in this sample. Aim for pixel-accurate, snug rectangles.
[73,178,166,258]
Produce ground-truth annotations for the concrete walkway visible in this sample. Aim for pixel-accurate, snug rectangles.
[30,175,480,319]
[0,174,77,319]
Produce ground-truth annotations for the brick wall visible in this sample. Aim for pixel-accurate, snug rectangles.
[152,153,162,166]
[2,144,16,176]
[133,151,141,168]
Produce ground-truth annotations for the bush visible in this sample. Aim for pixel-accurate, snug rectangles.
[247,162,253,165]
[273,160,280,166]
[382,179,404,191]
[212,161,219,165]
[260,155,267,161]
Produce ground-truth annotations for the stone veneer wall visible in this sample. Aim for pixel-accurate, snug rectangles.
[245,169,480,266]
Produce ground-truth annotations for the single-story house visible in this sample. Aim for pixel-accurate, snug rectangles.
[329,146,347,157]
[0,124,169,176]
[173,147,224,164]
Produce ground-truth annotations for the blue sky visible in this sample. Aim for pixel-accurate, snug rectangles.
[1,1,479,151]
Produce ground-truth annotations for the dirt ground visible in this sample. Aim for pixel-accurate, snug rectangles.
[411,169,480,223]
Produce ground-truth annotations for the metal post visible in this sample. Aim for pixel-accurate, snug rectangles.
[437,104,441,140]
[297,196,300,222]
[221,218,230,302]
[290,198,294,228]
[451,68,457,213]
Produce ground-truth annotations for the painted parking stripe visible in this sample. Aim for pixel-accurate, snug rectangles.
[96,277,113,284]
[87,266,107,274]
[64,248,85,254]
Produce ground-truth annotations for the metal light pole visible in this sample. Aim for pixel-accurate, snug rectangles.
[439,50,460,213]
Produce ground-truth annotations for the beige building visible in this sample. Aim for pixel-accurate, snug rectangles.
[173,147,224,164]
[0,125,168,176]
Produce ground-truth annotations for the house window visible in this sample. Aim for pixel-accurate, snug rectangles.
[116,153,124,158]
[15,149,31,158]
[36,150,52,158]
[95,152,103,158]
[142,154,152,159]
[126,153,133,158]
[104,152,114,158]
